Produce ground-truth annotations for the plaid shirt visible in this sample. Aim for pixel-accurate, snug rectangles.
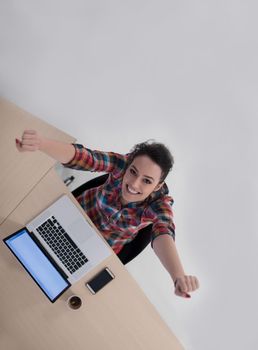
[63,144,175,254]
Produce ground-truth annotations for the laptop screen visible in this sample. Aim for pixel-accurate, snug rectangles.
[4,228,70,302]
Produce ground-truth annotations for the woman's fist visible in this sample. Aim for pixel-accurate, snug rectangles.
[16,130,42,152]
[174,275,200,298]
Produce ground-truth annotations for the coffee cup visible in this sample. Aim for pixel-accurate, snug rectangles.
[67,295,82,310]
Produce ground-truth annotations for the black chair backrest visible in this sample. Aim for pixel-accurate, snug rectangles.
[72,174,152,264]
[71,173,109,198]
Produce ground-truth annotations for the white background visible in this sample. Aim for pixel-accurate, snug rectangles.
[1,1,258,349]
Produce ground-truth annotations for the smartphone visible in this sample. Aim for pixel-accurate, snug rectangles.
[86,267,115,294]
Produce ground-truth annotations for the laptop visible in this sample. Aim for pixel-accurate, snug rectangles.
[3,195,111,302]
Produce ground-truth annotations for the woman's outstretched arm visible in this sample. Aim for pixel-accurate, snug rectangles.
[16,129,75,164]
[153,234,199,298]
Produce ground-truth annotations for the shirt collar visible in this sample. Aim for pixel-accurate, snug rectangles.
[146,182,169,204]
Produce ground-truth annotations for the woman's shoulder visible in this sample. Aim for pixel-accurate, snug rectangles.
[148,183,174,206]
[143,185,174,220]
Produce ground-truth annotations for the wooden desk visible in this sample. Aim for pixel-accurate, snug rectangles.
[0,99,184,350]
[0,98,75,225]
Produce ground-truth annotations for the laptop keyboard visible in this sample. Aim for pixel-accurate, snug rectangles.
[36,216,88,274]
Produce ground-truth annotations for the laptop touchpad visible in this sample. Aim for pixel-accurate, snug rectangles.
[68,218,93,243]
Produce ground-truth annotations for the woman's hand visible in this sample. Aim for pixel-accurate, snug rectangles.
[174,275,200,298]
[16,130,43,152]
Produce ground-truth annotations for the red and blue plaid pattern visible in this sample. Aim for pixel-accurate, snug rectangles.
[64,144,175,254]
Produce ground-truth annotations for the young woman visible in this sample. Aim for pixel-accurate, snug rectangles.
[16,130,199,298]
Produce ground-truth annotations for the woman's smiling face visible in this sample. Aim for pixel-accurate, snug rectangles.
[121,155,164,204]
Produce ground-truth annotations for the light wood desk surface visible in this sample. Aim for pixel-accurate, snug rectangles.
[0,98,184,350]
[0,97,75,225]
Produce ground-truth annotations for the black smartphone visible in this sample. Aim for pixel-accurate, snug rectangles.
[86,267,115,294]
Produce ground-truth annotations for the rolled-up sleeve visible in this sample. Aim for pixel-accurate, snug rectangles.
[62,144,127,173]
[149,197,176,247]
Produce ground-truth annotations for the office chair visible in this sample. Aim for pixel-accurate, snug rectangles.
[71,173,152,265]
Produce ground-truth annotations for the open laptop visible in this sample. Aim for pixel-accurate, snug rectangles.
[3,195,111,302]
